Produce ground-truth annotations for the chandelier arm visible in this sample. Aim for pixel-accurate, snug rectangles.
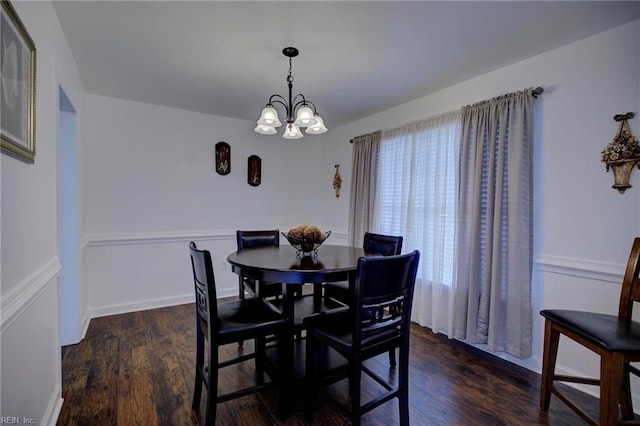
[292,93,307,104]
[266,98,294,123]
[268,94,288,106]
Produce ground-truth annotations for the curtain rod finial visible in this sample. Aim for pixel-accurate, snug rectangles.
[532,87,544,98]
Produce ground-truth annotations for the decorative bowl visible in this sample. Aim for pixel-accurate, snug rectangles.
[282,229,331,256]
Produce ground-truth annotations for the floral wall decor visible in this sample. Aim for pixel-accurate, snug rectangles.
[601,112,639,194]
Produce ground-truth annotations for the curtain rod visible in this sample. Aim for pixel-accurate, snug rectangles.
[349,86,544,143]
[349,130,382,144]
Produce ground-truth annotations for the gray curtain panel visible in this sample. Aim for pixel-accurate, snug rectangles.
[347,131,382,247]
[454,89,534,358]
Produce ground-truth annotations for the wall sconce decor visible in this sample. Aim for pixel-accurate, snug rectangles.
[333,164,342,198]
[601,112,639,194]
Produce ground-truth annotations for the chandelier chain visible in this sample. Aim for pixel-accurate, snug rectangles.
[287,57,294,83]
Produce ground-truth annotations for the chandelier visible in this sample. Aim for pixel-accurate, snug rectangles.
[254,47,328,139]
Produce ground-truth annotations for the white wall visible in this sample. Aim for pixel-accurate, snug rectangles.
[81,95,337,317]
[2,3,638,422]
[321,20,640,399]
[1,1,84,424]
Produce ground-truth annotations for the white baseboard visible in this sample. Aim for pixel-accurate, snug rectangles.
[80,311,91,341]
[42,384,63,426]
[88,293,194,319]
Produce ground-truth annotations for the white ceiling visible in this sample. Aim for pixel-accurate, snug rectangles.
[52,1,640,129]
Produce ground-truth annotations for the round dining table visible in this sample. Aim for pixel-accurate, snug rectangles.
[227,244,367,326]
[227,244,372,396]
[227,243,366,285]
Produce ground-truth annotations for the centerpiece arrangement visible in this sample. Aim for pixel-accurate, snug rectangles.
[283,225,331,256]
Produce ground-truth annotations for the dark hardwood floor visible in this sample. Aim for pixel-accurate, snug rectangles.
[58,303,598,425]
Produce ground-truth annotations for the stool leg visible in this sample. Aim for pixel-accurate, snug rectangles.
[600,352,624,426]
[540,320,560,411]
[621,364,634,420]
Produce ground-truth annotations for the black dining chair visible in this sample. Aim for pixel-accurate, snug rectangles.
[304,250,420,426]
[540,237,640,425]
[189,242,288,425]
[323,232,403,304]
[236,229,285,300]
[323,231,403,366]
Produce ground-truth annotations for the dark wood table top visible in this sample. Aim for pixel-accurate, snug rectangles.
[226,244,366,284]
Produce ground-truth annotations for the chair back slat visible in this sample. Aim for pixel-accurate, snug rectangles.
[353,251,420,345]
[237,230,280,250]
[189,242,218,326]
[618,237,640,321]
[363,232,403,256]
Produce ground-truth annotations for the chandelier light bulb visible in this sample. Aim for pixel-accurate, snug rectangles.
[257,106,282,128]
[293,106,317,127]
[305,115,328,135]
[254,124,277,135]
[282,123,303,139]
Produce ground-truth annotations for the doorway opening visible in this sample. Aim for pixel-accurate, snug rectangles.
[58,86,79,345]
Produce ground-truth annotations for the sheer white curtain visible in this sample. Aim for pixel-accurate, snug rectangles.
[373,111,461,336]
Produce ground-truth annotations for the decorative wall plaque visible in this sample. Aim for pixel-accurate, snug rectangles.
[333,164,342,198]
[248,155,261,186]
[215,141,230,175]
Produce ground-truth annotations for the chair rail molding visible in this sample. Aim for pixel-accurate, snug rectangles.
[1,257,61,333]
[84,227,347,248]
[534,254,624,284]
[84,229,237,247]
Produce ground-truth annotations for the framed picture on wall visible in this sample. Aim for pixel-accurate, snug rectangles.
[248,155,261,186]
[1,0,36,164]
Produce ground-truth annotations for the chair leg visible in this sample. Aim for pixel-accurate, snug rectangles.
[304,333,317,422]
[398,344,410,426]
[388,348,396,367]
[540,320,560,411]
[600,352,625,426]
[238,278,245,347]
[205,345,219,426]
[276,334,288,421]
[192,324,205,423]
[256,336,266,385]
[191,368,203,424]
[350,355,362,426]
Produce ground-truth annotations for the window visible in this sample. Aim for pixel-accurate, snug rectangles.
[373,112,460,287]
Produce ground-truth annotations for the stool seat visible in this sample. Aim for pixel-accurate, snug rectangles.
[540,309,640,352]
